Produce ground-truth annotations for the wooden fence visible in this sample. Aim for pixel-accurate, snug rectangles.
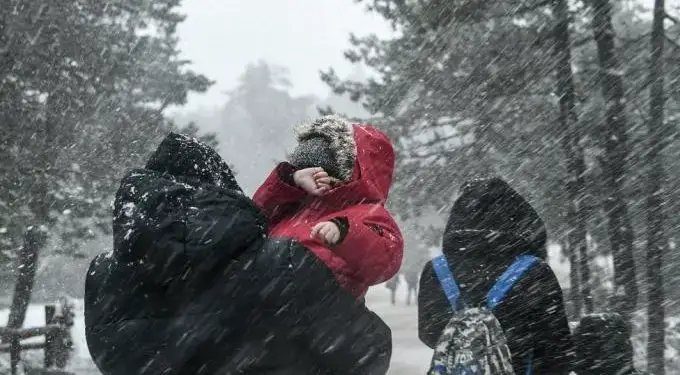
[0,228,75,375]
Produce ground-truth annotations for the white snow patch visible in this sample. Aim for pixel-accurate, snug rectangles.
[547,243,571,289]
[0,300,94,374]
[5,283,672,374]
[366,281,432,374]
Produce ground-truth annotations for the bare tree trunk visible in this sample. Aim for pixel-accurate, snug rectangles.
[5,228,45,375]
[589,0,638,320]
[6,228,45,330]
[553,0,592,316]
[646,0,666,373]
[561,238,581,319]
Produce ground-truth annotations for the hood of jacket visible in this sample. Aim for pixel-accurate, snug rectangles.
[293,115,395,205]
[145,132,241,191]
[438,178,547,303]
[443,177,547,262]
[112,133,265,287]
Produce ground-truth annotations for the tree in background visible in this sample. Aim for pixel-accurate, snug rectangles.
[325,4,680,364]
[223,61,314,156]
[552,0,592,315]
[176,61,316,193]
[588,0,638,321]
[321,65,372,119]
[569,1,680,317]
[0,0,211,277]
[645,0,667,372]
[325,0,572,227]
[322,0,579,297]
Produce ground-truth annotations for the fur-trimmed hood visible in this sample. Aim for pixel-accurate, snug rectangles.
[293,115,357,182]
[293,115,395,204]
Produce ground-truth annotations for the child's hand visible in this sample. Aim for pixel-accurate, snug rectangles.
[311,221,341,245]
[293,167,332,196]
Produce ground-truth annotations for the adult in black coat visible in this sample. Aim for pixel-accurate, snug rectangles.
[418,177,574,374]
[85,133,391,375]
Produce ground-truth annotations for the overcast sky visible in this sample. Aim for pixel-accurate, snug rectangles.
[176,0,393,112]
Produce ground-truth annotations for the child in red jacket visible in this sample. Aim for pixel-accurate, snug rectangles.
[253,115,404,298]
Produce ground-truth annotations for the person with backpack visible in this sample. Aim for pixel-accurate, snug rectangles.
[418,177,574,374]
[85,132,393,375]
[573,313,647,375]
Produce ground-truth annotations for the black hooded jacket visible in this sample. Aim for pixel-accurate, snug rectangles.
[85,133,391,375]
[418,178,574,374]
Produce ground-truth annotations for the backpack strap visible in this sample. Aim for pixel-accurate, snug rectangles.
[487,255,540,310]
[431,254,464,312]
[488,255,539,375]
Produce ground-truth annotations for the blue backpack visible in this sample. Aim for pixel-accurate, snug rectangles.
[427,254,539,375]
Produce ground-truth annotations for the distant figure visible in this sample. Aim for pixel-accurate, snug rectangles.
[385,275,399,305]
[574,313,647,375]
[404,269,419,306]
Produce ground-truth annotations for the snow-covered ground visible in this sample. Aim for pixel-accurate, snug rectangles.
[0,300,96,374]
[2,282,680,374]
[0,282,430,374]
[366,281,432,374]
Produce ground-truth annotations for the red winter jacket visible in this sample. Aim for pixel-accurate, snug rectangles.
[253,125,404,298]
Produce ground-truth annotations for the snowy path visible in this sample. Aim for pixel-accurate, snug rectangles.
[0,284,431,374]
[365,285,432,374]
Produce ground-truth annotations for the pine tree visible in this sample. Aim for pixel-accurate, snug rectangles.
[552,0,592,315]
[0,0,211,264]
[645,0,667,372]
[588,0,638,320]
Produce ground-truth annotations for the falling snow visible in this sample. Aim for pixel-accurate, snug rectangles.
[0,0,679,374]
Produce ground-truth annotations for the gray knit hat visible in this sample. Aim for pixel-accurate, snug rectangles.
[289,115,356,181]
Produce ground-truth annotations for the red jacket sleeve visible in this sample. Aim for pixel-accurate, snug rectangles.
[252,163,307,223]
[332,205,403,286]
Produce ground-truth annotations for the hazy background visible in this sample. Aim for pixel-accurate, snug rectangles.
[2,0,679,372]
[175,0,392,112]
[164,0,394,195]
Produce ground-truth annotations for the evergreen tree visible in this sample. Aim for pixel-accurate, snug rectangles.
[324,1,680,327]
[645,0,667,372]
[218,61,315,192]
[0,0,211,267]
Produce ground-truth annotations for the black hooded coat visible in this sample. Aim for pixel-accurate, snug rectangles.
[418,178,574,374]
[84,133,391,375]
